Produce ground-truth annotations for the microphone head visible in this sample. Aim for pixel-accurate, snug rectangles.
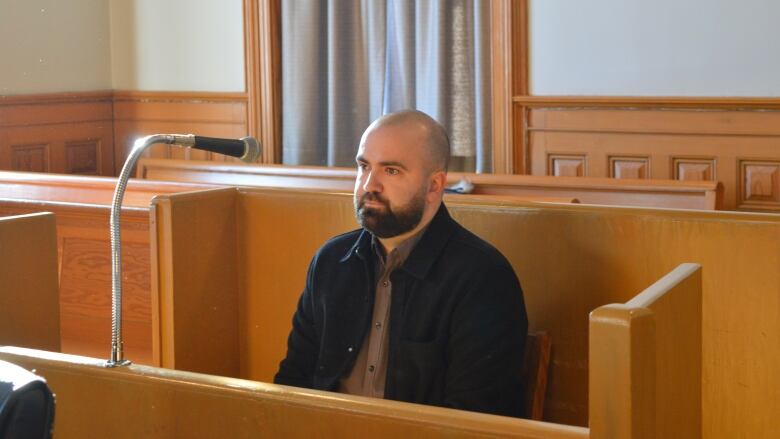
[239,136,261,163]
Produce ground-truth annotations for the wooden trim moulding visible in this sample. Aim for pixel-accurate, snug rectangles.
[244,0,282,164]
[490,0,519,174]
[514,96,780,110]
[112,90,247,103]
[0,90,114,106]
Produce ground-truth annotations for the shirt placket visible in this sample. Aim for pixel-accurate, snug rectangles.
[362,249,400,397]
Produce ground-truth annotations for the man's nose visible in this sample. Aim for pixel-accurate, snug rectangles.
[363,170,382,193]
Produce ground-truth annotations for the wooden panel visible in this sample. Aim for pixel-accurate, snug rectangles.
[0,91,115,176]
[590,307,655,439]
[523,103,780,212]
[152,189,240,377]
[65,140,100,174]
[0,347,591,439]
[0,213,60,352]
[739,160,780,211]
[548,154,586,177]
[112,91,249,173]
[11,143,49,172]
[609,156,649,179]
[673,157,716,182]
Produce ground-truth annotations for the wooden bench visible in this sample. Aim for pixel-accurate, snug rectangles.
[148,187,776,437]
[0,263,699,437]
[0,212,59,352]
[137,157,723,210]
[0,172,572,367]
[0,171,215,364]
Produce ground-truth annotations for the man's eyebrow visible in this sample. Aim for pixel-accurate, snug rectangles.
[379,161,408,170]
[354,156,408,171]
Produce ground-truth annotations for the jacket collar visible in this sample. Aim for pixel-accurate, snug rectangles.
[340,203,456,280]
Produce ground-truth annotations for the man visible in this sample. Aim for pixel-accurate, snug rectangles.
[274,110,528,417]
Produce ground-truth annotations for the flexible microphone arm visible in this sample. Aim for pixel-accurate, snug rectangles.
[105,134,260,367]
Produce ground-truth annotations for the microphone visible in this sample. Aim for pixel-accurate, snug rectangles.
[157,134,261,163]
[106,133,260,367]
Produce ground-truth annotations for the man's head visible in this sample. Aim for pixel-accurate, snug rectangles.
[353,110,450,241]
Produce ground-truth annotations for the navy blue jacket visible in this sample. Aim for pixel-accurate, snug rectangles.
[274,204,528,417]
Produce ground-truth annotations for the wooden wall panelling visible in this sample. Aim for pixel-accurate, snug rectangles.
[0,92,115,175]
[244,0,282,164]
[112,91,249,172]
[520,102,780,211]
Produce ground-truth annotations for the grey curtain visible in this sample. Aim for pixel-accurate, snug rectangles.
[281,0,492,172]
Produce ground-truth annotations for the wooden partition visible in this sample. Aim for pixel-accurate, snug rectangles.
[137,158,723,210]
[0,171,214,364]
[590,264,702,439]
[0,213,60,352]
[0,347,589,439]
[150,188,779,438]
[0,263,698,438]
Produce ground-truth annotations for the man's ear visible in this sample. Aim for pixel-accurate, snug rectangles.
[428,171,447,195]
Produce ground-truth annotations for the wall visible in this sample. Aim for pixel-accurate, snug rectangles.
[109,0,245,92]
[529,0,780,96]
[0,1,247,175]
[518,0,780,213]
[0,0,112,95]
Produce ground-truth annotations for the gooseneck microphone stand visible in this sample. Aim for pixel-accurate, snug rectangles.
[105,134,260,367]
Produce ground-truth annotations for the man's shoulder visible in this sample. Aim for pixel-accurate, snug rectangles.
[446,222,513,270]
[313,228,364,262]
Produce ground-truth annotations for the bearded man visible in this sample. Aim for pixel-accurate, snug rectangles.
[274,110,528,418]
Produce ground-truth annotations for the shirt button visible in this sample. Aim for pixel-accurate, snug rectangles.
[368,365,375,372]
[382,281,389,287]
[375,322,382,329]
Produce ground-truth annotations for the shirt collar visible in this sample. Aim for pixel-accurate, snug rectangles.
[340,203,456,280]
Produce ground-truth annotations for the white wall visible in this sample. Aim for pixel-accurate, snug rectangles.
[530,0,780,96]
[110,0,245,92]
[0,0,112,95]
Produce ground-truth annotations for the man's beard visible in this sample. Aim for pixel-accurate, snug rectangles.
[354,191,426,238]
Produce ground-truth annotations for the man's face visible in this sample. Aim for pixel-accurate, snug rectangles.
[354,124,432,238]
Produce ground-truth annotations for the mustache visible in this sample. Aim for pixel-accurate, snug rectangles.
[358,192,390,209]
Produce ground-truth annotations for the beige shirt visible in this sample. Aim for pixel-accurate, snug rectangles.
[338,230,425,398]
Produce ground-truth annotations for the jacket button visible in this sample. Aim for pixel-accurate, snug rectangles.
[347,347,353,352]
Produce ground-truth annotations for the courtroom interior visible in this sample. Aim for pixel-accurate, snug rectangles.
[0,1,778,438]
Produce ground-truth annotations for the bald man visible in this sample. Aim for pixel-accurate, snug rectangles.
[275,110,528,418]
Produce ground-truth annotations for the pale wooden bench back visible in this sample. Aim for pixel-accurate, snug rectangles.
[137,158,723,210]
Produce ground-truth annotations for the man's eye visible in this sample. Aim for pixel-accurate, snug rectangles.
[358,163,368,170]
[386,168,399,175]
